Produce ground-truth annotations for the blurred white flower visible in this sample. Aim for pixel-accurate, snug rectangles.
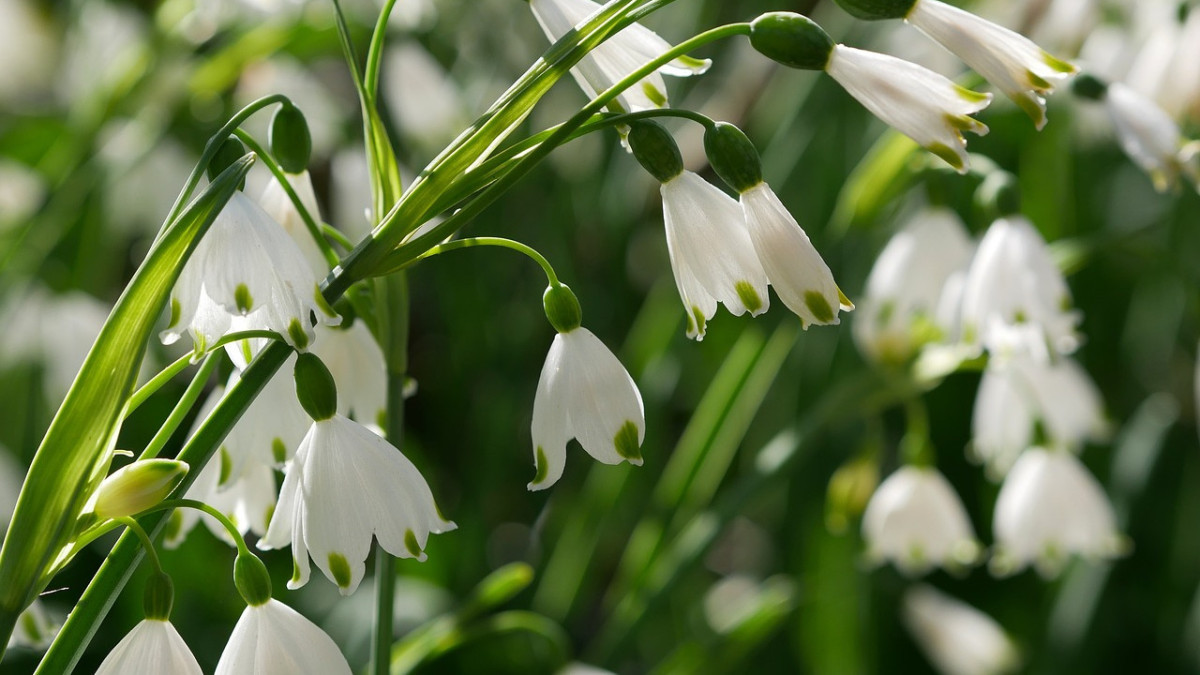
[853,207,975,365]
[530,327,645,490]
[160,192,340,353]
[903,584,1019,675]
[0,0,56,105]
[259,171,330,276]
[0,160,46,231]
[1104,82,1200,193]
[259,414,455,595]
[660,171,770,340]
[992,447,1124,576]
[58,1,147,106]
[529,0,710,113]
[862,466,980,574]
[740,183,851,328]
[384,41,469,152]
[96,619,201,675]
[907,0,1077,129]
[958,216,1079,356]
[970,355,1107,478]
[7,599,56,651]
[236,58,347,159]
[825,44,991,173]
[215,598,351,675]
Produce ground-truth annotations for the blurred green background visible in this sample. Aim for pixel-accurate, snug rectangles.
[2,0,1200,672]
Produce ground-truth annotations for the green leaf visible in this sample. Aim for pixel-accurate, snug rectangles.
[0,155,255,642]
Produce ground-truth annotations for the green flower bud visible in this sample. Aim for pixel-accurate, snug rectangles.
[627,121,684,183]
[975,171,1021,218]
[234,552,273,607]
[825,454,879,535]
[143,571,175,620]
[1071,73,1108,101]
[208,137,248,190]
[294,352,338,422]
[543,284,582,334]
[270,104,312,174]
[749,13,835,71]
[703,123,763,194]
[832,0,916,20]
[93,459,189,520]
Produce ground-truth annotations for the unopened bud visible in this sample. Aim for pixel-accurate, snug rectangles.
[1071,73,1108,102]
[831,0,916,21]
[543,284,582,334]
[749,13,835,71]
[270,104,312,174]
[93,459,188,520]
[143,571,175,620]
[208,137,248,190]
[294,353,338,422]
[234,551,273,607]
[627,121,684,183]
[703,123,763,194]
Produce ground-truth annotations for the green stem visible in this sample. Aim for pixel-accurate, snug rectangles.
[233,129,340,268]
[116,518,163,575]
[418,237,561,287]
[151,499,252,557]
[364,0,399,99]
[900,396,934,466]
[139,353,221,460]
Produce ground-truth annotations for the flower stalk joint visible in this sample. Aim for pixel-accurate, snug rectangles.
[294,352,338,422]
[270,104,313,174]
[628,121,684,183]
[749,12,835,71]
[543,284,583,334]
[703,123,763,194]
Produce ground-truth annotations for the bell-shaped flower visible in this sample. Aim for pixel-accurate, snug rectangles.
[991,447,1124,577]
[906,0,1077,130]
[660,170,770,340]
[903,585,1019,675]
[970,354,1107,478]
[222,361,312,481]
[259,414,455,595]
[258,170,330,276]
[160,191,340,354]
[739,182,852,329]
[215,598,350,675]
[529,0,710,113]
[6,599,56,650]
[825,44,991,173]
[861,466,980,574]
[853,207,975,365]
[309,322,388,426]
[958,216,1079,356]
[1104,82,1200,193]
[96,619,202,675]
[530,326,645,490]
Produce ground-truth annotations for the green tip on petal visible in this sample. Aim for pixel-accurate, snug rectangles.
[404,529,423,558]
[1042,52,1078,75]
[804,290,836,324]
[837,286,855,311]
[642,82,668,108]
[291,559,304,585]
[735,281,764,313]
[218,447,233,486]
[954,84,991,105]
[614,420,643,463]
[271,438,287,464]
[532,446,549,486]
[1013,92,1048,130]
[287,319,310,350]
[927,142,967,173]
[234,283,254,314]
[168,298,181,329]
[1026,69,1053,93]
[328,552,352,590]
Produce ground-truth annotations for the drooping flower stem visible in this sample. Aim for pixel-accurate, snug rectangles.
[116,518,164,575]
[139,354,222,461]
[419,237,563,287]
[233,130,340,267]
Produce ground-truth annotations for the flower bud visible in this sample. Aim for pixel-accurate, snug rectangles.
[749,13,835,71]
[270,104,312,174]
[208,137,248,190]
[703,123,763,194]
[975,172,1021,219]
[831,0,916,21]
[1071,73,1108,102]
[234,551,273,607]
[93,459,189,520]
[294,352,338,422]
[543,284,582,334]
[627,121,684,183]
[143,571,175,620]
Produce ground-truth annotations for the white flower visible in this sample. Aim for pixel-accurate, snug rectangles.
[165,448,277,550]
[96,619,201,675]
[739,183,851,329]
[958,216,1079,356]
[853,207,975,365]
[529,0,710,113]
[903,585,1019,675]
[160,191,340,353]
[215,598,351,675]
[906,0,1077,130]
[309,322,388,426]
[992,447,1124,577]
[221,363,312,481]
[258,170,330,276]
[660,170,770,340]
[971,355,1107,478]
[1104,82,1200,193]
[259,414,455,595]
[825,44,991,173]
[861,466,980,574]
[530,327,645,490]
[7,599,56,650]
